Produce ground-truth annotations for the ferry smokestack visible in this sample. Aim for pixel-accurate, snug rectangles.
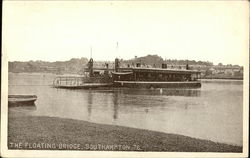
[115,58,119,72]
[104,63,109,75]
[88,58,94,77]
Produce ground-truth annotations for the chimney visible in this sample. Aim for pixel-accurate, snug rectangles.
[88,58,94,77]
[115,58,119,72]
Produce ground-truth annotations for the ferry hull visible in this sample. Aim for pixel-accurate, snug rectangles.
[113,81,201,89]
[53,83,113,89]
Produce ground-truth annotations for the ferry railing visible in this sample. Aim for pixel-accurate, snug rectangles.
[53,76,113,87]
[53,76,84,87]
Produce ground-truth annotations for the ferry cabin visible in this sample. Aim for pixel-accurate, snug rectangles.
[112,67,201,88]
[112,67,201,82]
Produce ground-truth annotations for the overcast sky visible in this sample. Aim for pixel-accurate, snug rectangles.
[3,1,249,65]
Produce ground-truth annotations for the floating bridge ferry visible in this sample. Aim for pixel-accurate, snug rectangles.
[53,58,201,89]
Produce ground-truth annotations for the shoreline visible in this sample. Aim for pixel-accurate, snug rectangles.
[8,111,242,152]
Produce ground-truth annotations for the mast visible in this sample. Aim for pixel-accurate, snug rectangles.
[90,46,92,59]
[116,42,119,58]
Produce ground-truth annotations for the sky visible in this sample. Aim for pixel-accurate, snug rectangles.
[3,1,249,65]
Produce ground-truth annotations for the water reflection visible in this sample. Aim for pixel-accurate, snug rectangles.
[9,105,37,114]
[112,91,119,120]
[87,91,93,118]
[95,88,201,97]
[85,88,201,121]
[86,90,120,120]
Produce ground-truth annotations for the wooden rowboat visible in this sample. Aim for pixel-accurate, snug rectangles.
[8,95,37,107]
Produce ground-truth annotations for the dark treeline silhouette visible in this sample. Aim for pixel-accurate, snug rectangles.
[9,55,242,79]
[121,54,213,67]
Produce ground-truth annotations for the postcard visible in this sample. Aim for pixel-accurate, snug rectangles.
[1,1,249,158]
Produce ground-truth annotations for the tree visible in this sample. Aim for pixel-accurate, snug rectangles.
[218,63,223,66]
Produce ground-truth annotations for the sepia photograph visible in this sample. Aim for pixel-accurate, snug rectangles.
[1,1,249,158]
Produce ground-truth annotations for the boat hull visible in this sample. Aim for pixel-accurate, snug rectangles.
[8,95,37,107]
[113,81,201,89]
[53,83,113,89]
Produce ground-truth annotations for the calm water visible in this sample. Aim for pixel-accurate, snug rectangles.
[8,73,243,146]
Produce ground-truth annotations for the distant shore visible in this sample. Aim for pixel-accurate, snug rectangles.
[8,110,242,152]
